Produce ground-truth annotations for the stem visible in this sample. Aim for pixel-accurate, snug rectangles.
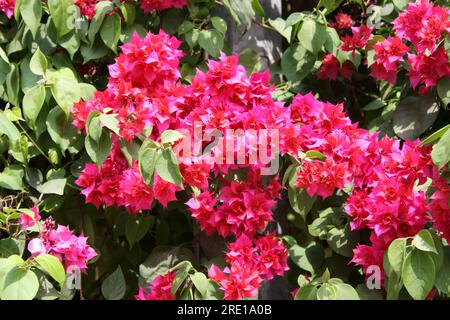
[16,122,57,169]
[253,19,277,32]
[66,182,82,191]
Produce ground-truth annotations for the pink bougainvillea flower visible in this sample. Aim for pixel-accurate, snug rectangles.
[210,233,288,299]
[28,218,97,272]
[119,166,155,213]
[152,174,181,208]
[376,37,408,67]
[139,0,188,13]
[108,31,183,94]
[255,233,289,280]
[208,264,261,300]
[73,0,98,20]
[27,238,46,256]
[429,178,450,243]
[369,62,398,84]
[369,37,409,84]
[136,272,176,300]
[19,206,41,231]
[333,12,353,30]
[340,25,373,52]
[393,0,450,53]
[407,48,450,94]
[0,0,15,19]
[317,54,354,81]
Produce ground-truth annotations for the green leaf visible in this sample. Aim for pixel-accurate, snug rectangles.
[101,266,126,300]
[190,272,208,297]
[308,207,342,238]
[0,255,24,294]
[88,1,116,44]
[0,111,27,163]
[0,239,21,258]
[239,48,262,75]
[0,268,39,300]
[332,283,360,300]
[19,55,38,92]
[185,29,200,49]
[58,31,81,60]
[0,165,24,191]
[402,250,436,300]
[431,127,450,169]
[0,48,11,85]
[317,283,335,300]
[171,262,192,296]
[100,14,121,53]
[125,216,153,247]
[294,284,317,300]
[23,85,46,131]
[80,83,97,101]
[285,12,304,27]
[298,18,327,55]
[288,186,315,219]
[412,230,438,254]
[305,151,326,161]
[37,178,67,195]
[47,68,81,116]
[324,27,340,56]
[336,50,361,68]
[155,148,183,188]
[251,0,265,17]
[161,130,184,145]
[326,226,359,257]
[178,21,194,35]
[86,111,102,143]
[435,247,450,295]
[393,0,408,10]
[317,0,340,13]
[268,18,292,43]
[393,95,439,141]
[221,0,240,25]
[6,64,20,107]
[384,238,407,276]
[445,35,450,61]
[20,0,42,37]
[42,195,64,213]
[437,77,450,106]
[366,49,376,67]
[420,124,450,146]
[99,114,120,136]
[161,9,185,35]
[139,246,195,283]
[46,107,80,153]
[289,242,324,274]
[35,254,66,287]
[281,44,316,83]
[81,40,110,63]
[85,131,112,168]
[139,144,160,187]
[211,17,227,35]
[356,284,383,300]
[362,98,386,111]
[120,138,140,167]
[226,0,255,28]
[119,2,136,26]
[48,0,76,38]
[198,29,224,58]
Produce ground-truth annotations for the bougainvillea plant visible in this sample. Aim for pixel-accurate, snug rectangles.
[0,0,449,301]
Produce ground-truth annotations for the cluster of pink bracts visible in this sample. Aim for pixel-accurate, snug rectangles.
[318,0,450,94]
[0,0,188,20]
